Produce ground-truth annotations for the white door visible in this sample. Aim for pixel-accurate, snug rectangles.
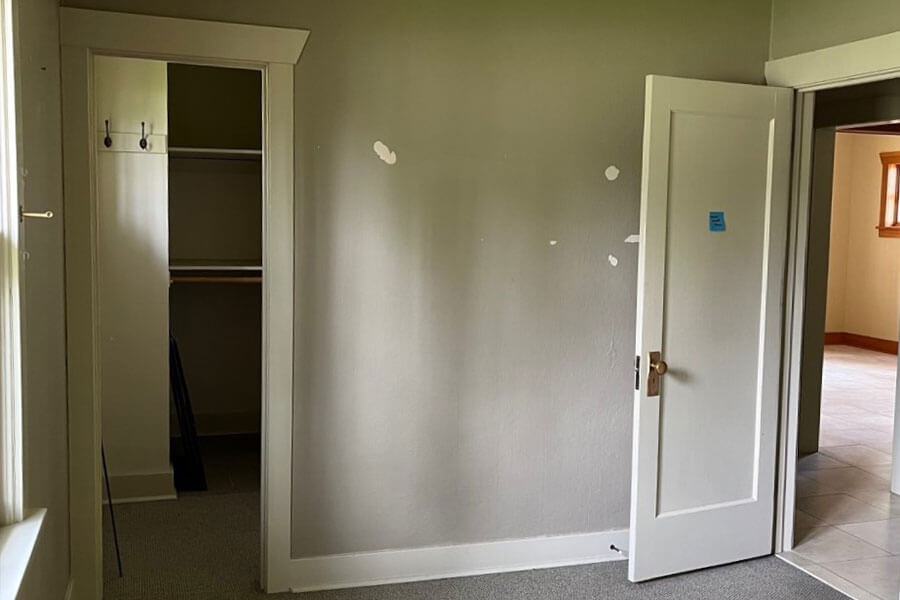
[629,75,793,582]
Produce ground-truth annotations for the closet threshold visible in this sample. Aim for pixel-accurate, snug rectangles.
[169,146,262,160]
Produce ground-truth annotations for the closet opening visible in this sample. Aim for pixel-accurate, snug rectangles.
[97,58,265,594]
[167,63,264,499]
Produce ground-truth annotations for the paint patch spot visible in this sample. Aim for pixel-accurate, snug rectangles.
[624,234,640,244]
[608,254,618,267]
[373,140,397,165]
[604,165,620,181]
[549,240,558,246]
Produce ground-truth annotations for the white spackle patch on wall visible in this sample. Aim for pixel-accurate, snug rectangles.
[608,254,618,267]
[373,140,397,165]
[624,234,640,244]
[604,165,620,181]
[549,240,558,246]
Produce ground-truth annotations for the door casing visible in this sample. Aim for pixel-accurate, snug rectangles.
[765,31,900,555]
[59,8,308,598]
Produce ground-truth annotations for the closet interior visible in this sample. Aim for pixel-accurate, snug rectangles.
[167,63,263,493]
[95,56,264,518]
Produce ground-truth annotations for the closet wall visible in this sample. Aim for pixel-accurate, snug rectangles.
[167,64,263,436]
[95,55,174,501]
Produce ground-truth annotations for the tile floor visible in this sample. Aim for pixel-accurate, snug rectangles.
[783,345,899,600]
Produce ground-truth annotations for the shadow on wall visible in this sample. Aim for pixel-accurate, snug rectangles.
[57,0,775,560]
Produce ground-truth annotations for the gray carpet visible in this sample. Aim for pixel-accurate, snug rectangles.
[103,439,847,599]
[103,491,848,600]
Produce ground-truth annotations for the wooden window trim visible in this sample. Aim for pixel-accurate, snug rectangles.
[877,151,900,237]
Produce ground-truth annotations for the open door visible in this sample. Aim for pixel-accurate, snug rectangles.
[629,75,793,582]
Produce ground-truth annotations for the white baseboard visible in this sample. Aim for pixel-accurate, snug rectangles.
[104,469,175,503]
[102,493,176,505]
[287,529,628,592]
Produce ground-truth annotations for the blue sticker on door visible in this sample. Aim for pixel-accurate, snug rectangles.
[709,211,726,232]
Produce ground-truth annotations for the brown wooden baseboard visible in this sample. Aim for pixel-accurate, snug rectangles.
[824,331,898,354]
[823,332,844,345]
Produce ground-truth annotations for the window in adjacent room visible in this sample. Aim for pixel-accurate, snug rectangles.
[878,150,900,237]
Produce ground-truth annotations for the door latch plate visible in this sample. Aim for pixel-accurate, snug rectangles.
[647,351,661,397]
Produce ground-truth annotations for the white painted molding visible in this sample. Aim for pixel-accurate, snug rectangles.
[0,0,23,530]
[260,61,296,592]
[287,529,629,592]
[102,494,176,506]
[60,8,309,65]
[105,470,175,503]
[0,508,45,600]
[766,31,900,91]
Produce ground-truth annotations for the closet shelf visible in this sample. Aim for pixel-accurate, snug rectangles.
[170,259,262,272]
[168,146,262,160]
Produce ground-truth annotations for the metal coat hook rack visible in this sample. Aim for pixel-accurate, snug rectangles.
[139,121,148,150]
[104,120,112,148]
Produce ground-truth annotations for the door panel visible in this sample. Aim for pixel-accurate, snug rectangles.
[629,75,793,582]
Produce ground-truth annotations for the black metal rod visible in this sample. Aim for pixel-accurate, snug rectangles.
[102,443,124,578]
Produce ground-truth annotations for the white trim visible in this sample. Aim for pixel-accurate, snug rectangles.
[104,470,176,503]
[260,60,296,592]
[60,8,308,65]
[774,92,815,555]
[287,530,629,593]
[0,508,45,600]
[765,31,900,91]
[60,10,307,597]
[0,0,22,530]
[102,494,175,506]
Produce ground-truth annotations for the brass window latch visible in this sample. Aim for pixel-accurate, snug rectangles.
[20,207,54,222]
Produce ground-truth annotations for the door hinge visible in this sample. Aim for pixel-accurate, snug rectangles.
[634,355,640,391]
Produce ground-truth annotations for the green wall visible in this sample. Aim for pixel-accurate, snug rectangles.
[62,0,773,558]
[18,0,69,597]
[771,0,900,58]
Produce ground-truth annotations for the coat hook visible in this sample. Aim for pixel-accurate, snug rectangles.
[139,121,148,150]
[104,120,112,148]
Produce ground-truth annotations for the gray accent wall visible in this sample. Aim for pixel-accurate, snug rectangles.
[797,128,835,455]
[61,0,773,559]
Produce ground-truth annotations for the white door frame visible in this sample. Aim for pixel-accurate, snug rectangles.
[59,9,308,597]
[765,30,900,555]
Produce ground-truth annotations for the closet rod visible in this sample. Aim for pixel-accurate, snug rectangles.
[168,147,262,160]
[170,276,262,284]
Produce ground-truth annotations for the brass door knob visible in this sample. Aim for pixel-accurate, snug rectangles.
[651,358,668,375]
